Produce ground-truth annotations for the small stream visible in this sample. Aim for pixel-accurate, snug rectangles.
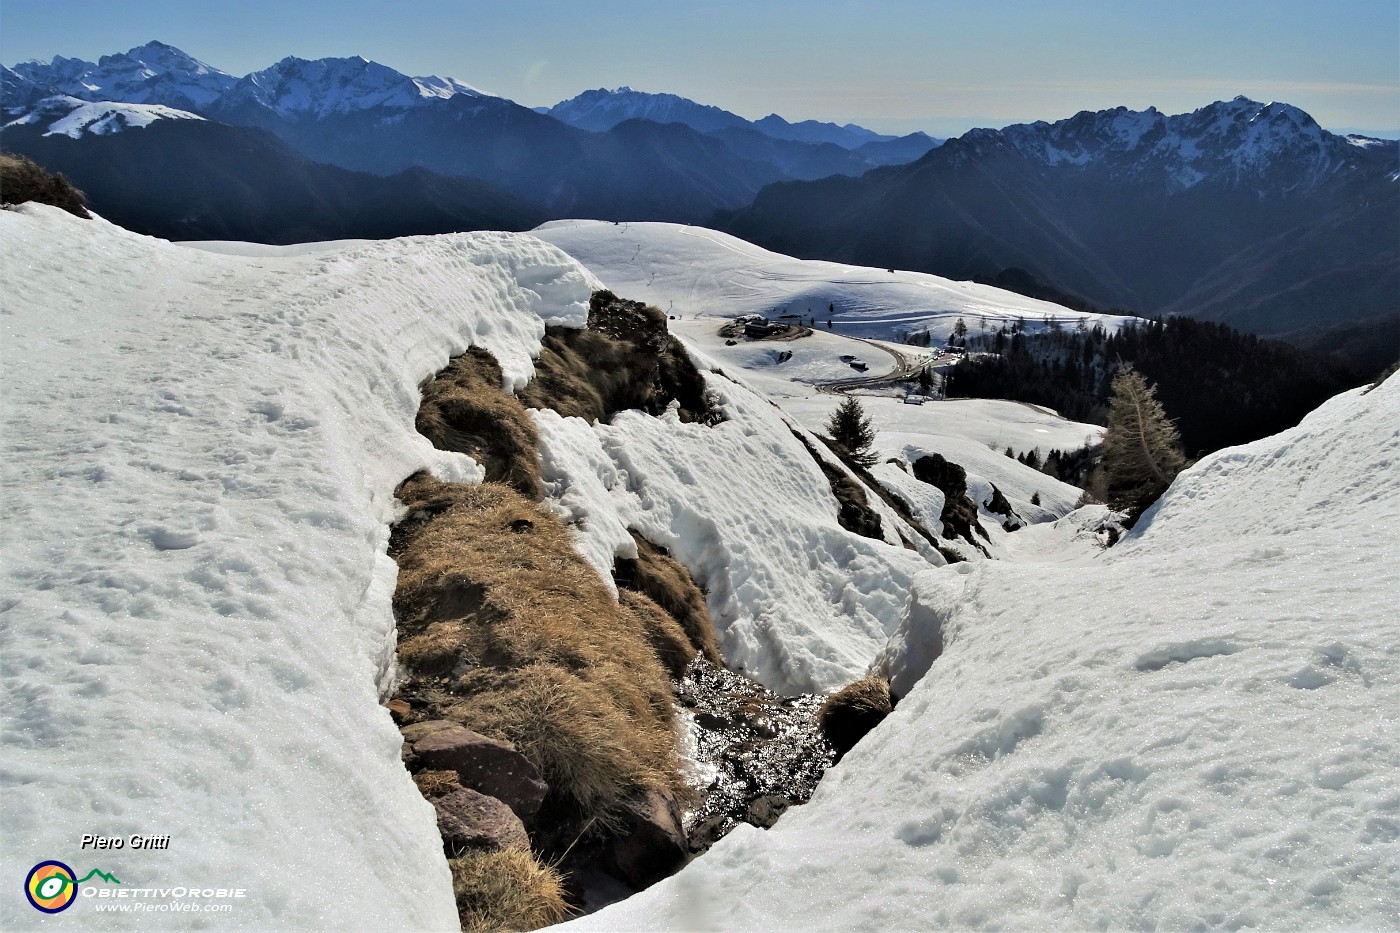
[674,656,836,855]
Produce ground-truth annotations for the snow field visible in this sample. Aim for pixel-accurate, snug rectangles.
[562,377,1400,931]
[533,220,1135,343]
[2,207,956,929]
[532,364,936,696]
[0,205,595,931]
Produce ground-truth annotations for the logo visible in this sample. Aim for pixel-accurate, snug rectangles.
[24,861,121,913]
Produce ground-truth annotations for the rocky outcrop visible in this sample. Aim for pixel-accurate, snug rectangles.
[405,722,549,822]
[434,788,531,855]
[983,482,1024,531]
[608,790,688,889]
[912,453,990,556]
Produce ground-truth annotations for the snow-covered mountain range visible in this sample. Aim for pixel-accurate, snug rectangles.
[2,42,943,230]
[543,86,753,134]
[726,98,1399,336]
[955,96,1384,191]
[11,40,236,111]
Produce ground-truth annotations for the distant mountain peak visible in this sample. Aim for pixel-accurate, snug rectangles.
[11,41,235,110]
[545,86,750,134]
[226,55,483,118]
[951,98,1358,191]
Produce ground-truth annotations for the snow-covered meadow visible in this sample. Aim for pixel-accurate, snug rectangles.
[0,206,943,926]
[533,220,1135,342]
[564,377,1400,931]
[4,203,1394,932]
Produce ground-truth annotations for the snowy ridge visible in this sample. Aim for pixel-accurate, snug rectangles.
[222,56,484,118]
[545,86,751,134]
[564,376,1400,931]
[534,220,1134,342]
[1,207,959,926]
[5,95,206,137]
[0,206,597,930]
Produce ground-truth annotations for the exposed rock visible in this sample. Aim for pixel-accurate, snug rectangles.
[386,698,412,724]
[983,482,1023,531]
[411,725,549,821]
[401,719,457,744]
[609,790,688,889]
[434,787,531,854]
[912,453,991,555]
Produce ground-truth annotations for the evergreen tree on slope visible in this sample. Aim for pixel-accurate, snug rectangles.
[1102,365,1187,521]
[826,397,878,467]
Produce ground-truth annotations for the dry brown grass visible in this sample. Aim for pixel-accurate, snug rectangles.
[392,472,684,832]
[818,674,893,759]
[0,153,89,218]
[413,769,463,799]
[416,347,543,499]
[516,290,717,425]
[614,532,720,671]
[449,849,570,933]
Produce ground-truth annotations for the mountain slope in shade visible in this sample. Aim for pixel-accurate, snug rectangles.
[753,112,894,149]
[725,98,1399,335]
[545,86,940,172]
[1,117,542,242]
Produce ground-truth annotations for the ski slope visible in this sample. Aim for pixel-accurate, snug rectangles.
[533,220,1135,342]
[562,377,1400,931]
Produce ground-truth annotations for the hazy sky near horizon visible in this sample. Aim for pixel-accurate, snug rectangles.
[3,0,1396,136]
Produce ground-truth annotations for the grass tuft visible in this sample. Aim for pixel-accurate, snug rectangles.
[449,848,570,933]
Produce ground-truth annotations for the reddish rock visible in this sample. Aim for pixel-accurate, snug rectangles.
[434,787,531,854]
[411,726,548,821]
[385,699,412,725]
[400,719,456,744]
[610,790,688,889]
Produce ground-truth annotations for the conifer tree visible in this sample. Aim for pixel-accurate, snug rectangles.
[826,397,878,466]
[1101,365,1187,519]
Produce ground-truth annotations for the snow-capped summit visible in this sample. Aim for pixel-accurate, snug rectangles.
[545,86,751,134]
[411,74,489,101]
[12,41,236,111]
[959,97,1369,191]
[219,55,484,119]
[4,95,205,138]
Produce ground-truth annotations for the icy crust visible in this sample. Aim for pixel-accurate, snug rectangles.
[0,206,595,931]
[562,378,1400,931]
[532,368,933,696]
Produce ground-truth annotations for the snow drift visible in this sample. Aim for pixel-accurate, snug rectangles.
[562,376,1400,930]
[0,205,599,930]
[0,206,939,927]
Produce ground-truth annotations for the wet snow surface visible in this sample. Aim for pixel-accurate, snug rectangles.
[564,378,1400,931]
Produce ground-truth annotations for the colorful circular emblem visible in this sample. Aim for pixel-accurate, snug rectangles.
[25,861,78,913]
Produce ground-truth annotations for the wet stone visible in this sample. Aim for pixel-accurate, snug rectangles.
[675,656,836,855]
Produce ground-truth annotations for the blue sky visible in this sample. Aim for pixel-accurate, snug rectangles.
[3,0,1396,136]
